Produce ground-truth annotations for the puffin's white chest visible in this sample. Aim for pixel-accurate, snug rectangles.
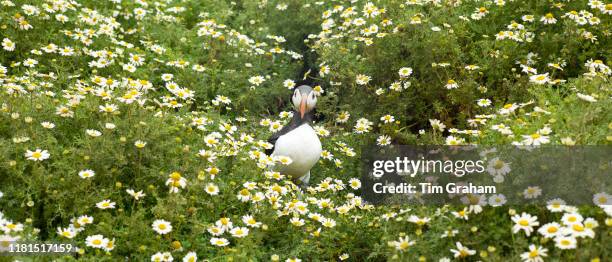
[272,124,322,178]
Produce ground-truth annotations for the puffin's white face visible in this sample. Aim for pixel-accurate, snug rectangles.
[292,87,317,118]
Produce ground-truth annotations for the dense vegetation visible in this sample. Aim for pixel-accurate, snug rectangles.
[0,0,610,261]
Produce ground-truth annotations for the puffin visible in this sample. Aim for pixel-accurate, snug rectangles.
[267,85,322,188]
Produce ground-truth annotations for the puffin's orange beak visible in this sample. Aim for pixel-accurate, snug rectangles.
[299,95,307,119]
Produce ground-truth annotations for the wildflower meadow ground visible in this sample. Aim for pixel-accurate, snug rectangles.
[0,0,611,261]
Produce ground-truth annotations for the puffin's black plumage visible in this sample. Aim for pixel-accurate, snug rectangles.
[266,110,315,156]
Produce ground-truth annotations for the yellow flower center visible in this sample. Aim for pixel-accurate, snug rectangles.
[32,152,42,159]
[170,172,181,180]
[560,240,570,246]
[518,219,529,226]
[530,133,541,139]
[92,239,101,245]
[494,160,504,169]
[572,224,584,232]
[598,196,607,204]
[547,226,558,233]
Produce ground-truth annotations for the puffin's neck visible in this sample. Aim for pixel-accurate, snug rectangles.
[290,110,314,127]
